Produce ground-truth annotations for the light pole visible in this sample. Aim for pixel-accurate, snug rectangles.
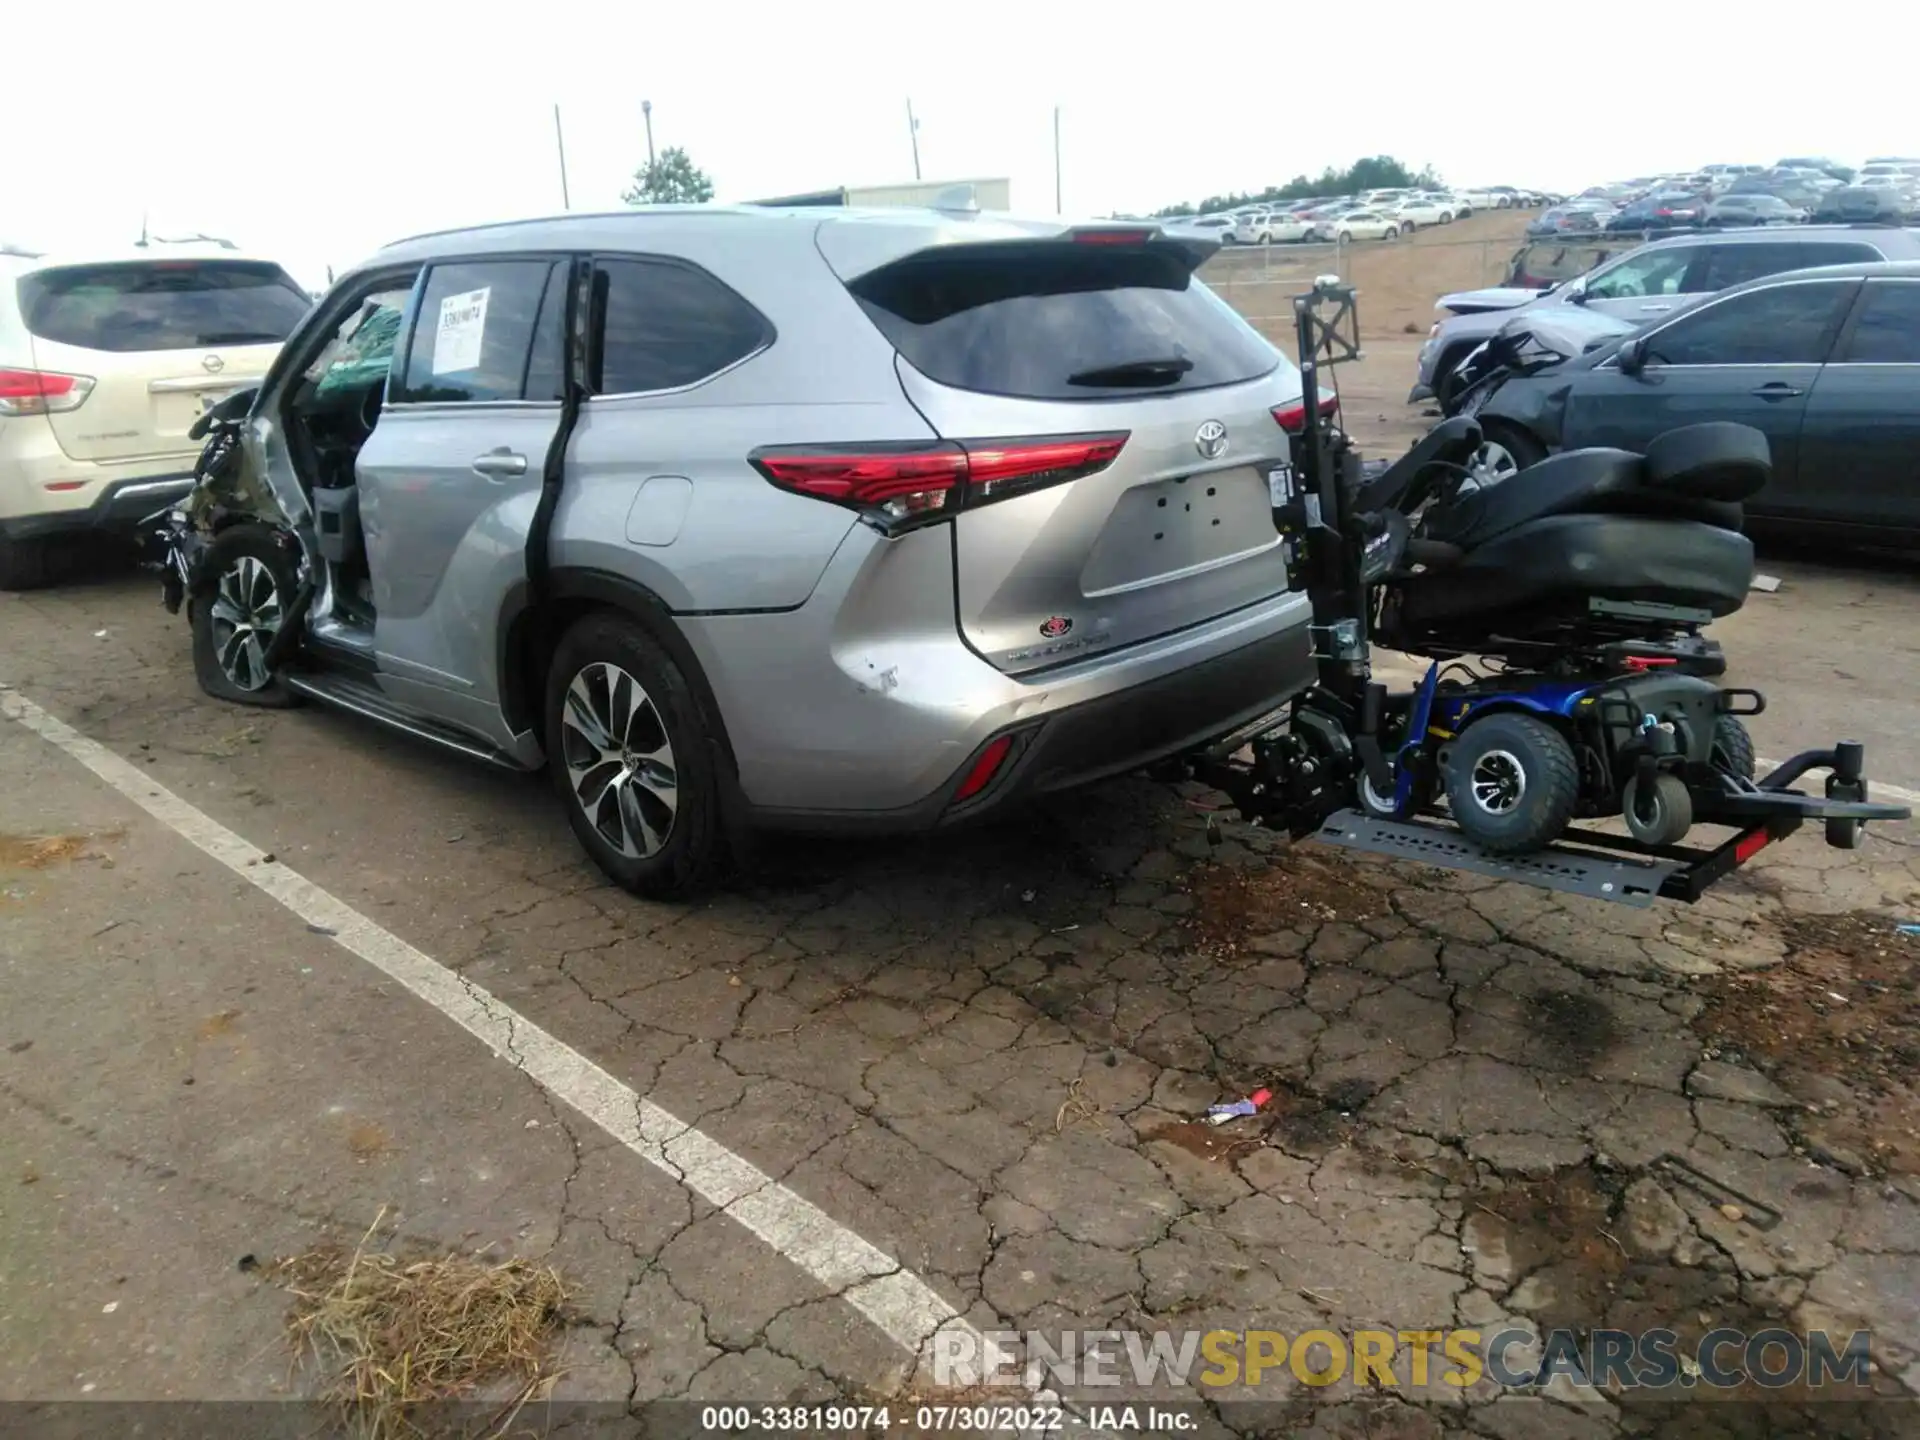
[1054,107,1062,214]
[906,99,921,181]
[554,103,571,210]
[642,100,656,171]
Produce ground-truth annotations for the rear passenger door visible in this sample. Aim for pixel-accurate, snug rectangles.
[1797,278,1920,532]
[1561,278,1858,512]
[1577,243,1709,323]
[357,256,569,697]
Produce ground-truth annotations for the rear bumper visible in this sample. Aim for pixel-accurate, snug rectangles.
[0,472,194,541]
[746,612,1314,835]
[678,522,1315,834]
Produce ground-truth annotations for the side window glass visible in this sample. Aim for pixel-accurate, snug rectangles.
[592,257,772,396]
[1643,282,1855,367]
[303,283,416,401]
[1842,283,1920,363]
[1584,248,1695,301]
[395,260,560,405]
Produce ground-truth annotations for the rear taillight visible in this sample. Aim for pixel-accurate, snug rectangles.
[0,367,94,417]
[752,433,1128,534]
[953,734,1015,802]
[1271,394,1340,434]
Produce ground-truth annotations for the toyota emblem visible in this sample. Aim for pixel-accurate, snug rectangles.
[201,354,226,374]
[1038,615,1073,639]
[1194,420,1227,459]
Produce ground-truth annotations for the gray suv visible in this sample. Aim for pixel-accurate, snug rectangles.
[165,206,1316,896]
[1411,226,1920,404]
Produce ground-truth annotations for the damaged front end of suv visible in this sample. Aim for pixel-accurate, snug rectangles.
[145,385,287,615]
[1442,307,1635,421]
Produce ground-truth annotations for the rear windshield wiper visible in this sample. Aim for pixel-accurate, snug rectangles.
[1067,356,1195,387]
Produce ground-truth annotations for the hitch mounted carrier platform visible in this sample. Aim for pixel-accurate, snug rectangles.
[1305,744,1903,908]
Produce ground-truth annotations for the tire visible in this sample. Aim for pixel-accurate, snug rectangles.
[1338,230,1353,245]
[1471,421,1548,482]
[0,534,58,591]
[1440,211,1454,224]
[1622,771,1694,847]
[546,612,728,900]
[1710,714,1756,781]
[190,523,302,708]
[1356,751,1437,820]
[1442,713,1580,854]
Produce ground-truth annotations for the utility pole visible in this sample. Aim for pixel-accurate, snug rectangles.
[642,100,656,170]
[553,104,572,210]
[1053,107,1063,214]
[907,99,922,181]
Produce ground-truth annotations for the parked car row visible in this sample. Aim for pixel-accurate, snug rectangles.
[1167,182,1557,246]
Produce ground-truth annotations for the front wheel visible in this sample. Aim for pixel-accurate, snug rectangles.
[1622,772,1694,848]
[546,613,729,900]
[1442,713,1580,854]
[1470,422,1549,484]
[1440,211,1455,224]
[190,523,302,708]
[1338,230,1353,244]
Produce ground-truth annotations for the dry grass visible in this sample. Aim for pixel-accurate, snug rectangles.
[271,1210,570,1439]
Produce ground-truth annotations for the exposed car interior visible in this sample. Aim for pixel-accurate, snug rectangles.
[282,277,417,632]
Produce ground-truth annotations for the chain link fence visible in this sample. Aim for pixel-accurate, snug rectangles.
[1197,231,1520,334]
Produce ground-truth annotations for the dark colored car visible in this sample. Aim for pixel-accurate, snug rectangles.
[1606,190,1707,232]
[1468,260,1920,543]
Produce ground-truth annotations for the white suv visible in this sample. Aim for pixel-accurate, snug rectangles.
[0,243,311,588]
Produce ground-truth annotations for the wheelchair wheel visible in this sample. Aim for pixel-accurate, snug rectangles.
[1442,713,1580,854]
[1623,772,1694,848]
[1711,714,1757,781]
[1357,756,1436,820]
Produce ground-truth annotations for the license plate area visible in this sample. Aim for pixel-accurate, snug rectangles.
[1081,466,1278,595]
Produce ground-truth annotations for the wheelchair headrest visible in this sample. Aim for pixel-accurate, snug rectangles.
[1641,423,1771,503]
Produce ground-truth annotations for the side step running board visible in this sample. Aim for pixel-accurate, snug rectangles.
[1315,809,1684,908]
[283,672,524,771]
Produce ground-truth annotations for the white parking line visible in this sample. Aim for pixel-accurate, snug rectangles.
[0,683,996,1381]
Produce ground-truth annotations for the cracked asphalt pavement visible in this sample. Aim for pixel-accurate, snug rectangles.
[1,551,1917,1439]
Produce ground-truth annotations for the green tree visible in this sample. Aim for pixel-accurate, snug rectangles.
[1151,156,1442,217]
[622,147,716,206]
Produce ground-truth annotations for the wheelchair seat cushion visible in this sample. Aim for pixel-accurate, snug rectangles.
[1641,422,1770,502]
[1394,513,1755,636]
[1423,446,1742,549]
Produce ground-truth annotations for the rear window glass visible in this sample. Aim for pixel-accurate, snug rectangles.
[850,243,1278,400]
[18,260,311,353]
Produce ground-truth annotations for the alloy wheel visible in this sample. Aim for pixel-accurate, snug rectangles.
[209,555,283,692]
[560,662,678,859]
[1469,749,1527,815]
[1469,441,1521,486]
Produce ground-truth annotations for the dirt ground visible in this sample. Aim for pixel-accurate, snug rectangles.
[3,204,1919,1437]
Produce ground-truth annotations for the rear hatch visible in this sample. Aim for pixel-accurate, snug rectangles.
[17,257,310,463]
[840,230,1303,674]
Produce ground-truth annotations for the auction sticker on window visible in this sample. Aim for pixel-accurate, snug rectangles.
[432,287,490,375]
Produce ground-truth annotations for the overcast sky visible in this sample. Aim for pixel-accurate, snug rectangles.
[8,1,1905,290]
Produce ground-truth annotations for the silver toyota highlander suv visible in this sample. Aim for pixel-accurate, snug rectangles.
[165,203,1317,896]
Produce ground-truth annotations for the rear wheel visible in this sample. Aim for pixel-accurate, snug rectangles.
[0,534,58,591]
[546,613,728,900]
[1710,714,1757,781]
[1440,210,1455,224]
[1443,713,1580,854]
[191,524,302,708]
[1338,230,1353,244]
